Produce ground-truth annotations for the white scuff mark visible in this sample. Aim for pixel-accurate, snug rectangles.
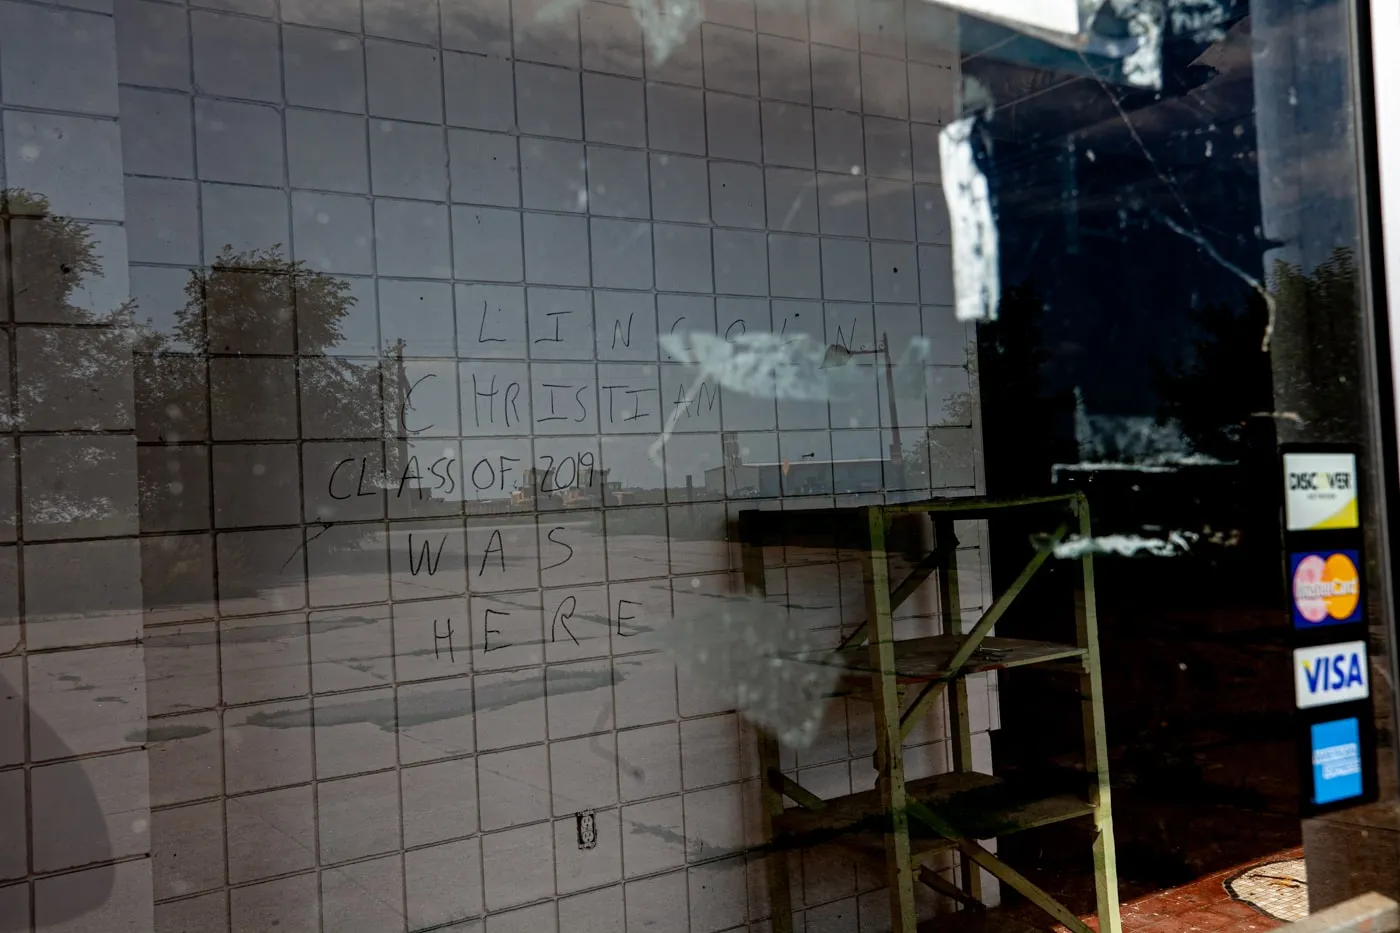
[1053,530,1199,559]
[659,592,841,748]
[27,495,117,525]
[940,114,999,323]
[648,330,933,466]
[1158,213,1278,351]
[1251,410,1305,426]
[1112,0,1164,89]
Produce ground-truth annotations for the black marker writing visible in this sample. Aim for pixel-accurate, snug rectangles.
[534,310,570,344]
[478,300,506,343]
[552,595,579,645]
[482,608,507,652]
[408,533,447,576]
[615,598,642,638]
[479,529,505,575]
[541,526,574,571]
[612,314,633,349]
[433,619,456,661]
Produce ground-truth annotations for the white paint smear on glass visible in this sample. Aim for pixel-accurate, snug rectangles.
[941,116,1000,322]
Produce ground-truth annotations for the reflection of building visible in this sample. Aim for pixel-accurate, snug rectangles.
[706,458,890,497]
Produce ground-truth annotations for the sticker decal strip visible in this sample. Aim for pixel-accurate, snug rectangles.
[1293,641,1369,709]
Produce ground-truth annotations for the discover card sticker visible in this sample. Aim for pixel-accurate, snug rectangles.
[1284,452,1359,531]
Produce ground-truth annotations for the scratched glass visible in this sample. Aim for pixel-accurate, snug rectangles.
[0,0,1397,930]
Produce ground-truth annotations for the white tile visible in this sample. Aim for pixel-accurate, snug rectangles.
[454,206,525,282]
[397,675,476,763]
[550,733,619,815]
[27,646,145,759]
[125,177,199,264]
[154,891,225,933]
[314,686,398,777]
[319,770,402,864]
[522,212,590,286]
[821,238,871,301]
[546,658,614,739]
[120,87,194,179]
[446,51,517,131]
[451,129,521,207]
[514,0,579,66]
[466,514,541,592]
[5,112,123,221]
[909,61,955,125]
[765,169,819,234]
[650,153,710,222]
[459,283,528,359]
[702,23,757,96]
[371,119,448,200]
[309,606,393,691]
[811,44,861,111]
[654,224,715,294]
[490,902,556,933]
[647,83,706,155]
[283,25,365,112]
[390,520,467,601]
[861,53,908,119]
[147,710,223,806]
[474,668,547,750]
[287,109,369,193]
[517,61,583,138]
[817,172,868,237]
[0,4,117,114]
[761,101,816,170]
[918,244,953,305]
[403,758,479,846]
[591,218,653,289]
[200,183,289,262]
[376,198,452,278]
[444,0,511,54]
[554,808,622,894]
[115,0,190,91]
[36,861,154,933]
[689,856,747,933]
[560,885,624,933]
[291,191,374,275]
[705,92,761,163]
[482,822,555,910]
[461,363,533,433]
[192,0,275,16]
[581,0,643,75]
[584,73,646,147]
[645,18,703,84]
[626,871,688,933]
[714,229,768,295]
[20,435,137,538]
[31,751,149,871]
[282,0,359,29]
[406,838,484,929]
[586,145,649,219]
[321,855,406,933]
[864,115,912,180]
[684,782,747,861]
[915,182,949,243]
[521,137,586,211]
[621,796,685,878]
[594,290,657,360]
[612,652,677,728]
[391,595,469,682]
[216,528,307,616]
[867,177,915,240]
[911,122,941,183]
[231,874,319,933]
[871,241,917,303]
[710,161,765,229]
[219,611,309,704]
[810,0,859,46]
[366,38,443,122]
[226,785,315,882]
[365,0,438,44]
[758,34,810,103]
[23,539,141,649]
[814,108,865,174]
[681,713,742,789]
[151,800,224,899]
[479,744,551,830]
[211,443,300,524]
[192,11,281,101]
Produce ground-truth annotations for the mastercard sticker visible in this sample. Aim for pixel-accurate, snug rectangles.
[1291,550,1363,628]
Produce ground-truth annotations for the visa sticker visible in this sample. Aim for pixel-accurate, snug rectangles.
[1291,550,1362,628]
[1294,641,1369,709]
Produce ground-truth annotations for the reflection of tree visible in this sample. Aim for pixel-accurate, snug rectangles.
[4,189,392,606]
[1154,247,1360,459]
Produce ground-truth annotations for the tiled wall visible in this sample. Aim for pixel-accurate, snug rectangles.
[0,0,994,929]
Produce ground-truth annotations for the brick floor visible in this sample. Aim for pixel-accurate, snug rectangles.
[1053,848,1305,933]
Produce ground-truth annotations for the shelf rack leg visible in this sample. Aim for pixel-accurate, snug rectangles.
[935,517,984,905]
[739,512,795,933]
[1073,496,1122,933]
[865,507,919,933]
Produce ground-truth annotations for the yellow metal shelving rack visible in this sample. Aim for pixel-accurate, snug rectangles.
[738,492,1121,933]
